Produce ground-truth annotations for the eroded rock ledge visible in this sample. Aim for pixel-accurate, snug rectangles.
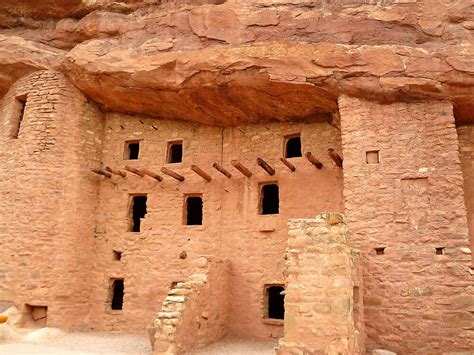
[0,0,473,125]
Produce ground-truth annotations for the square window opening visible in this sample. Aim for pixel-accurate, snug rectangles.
[436,247,445,255]
[260,184,279,215]
[167,141,183,163]
[24,304,47,326]
[129,195,147,232]
[109,279,124,310]
[124,141,140,160]
[284,134,302,158]
[375,247,385,255]
[366,150,380,164]
[12,95,27,139]
[264,285,285,320]
[113,250,122,261]
[184,195,203,225]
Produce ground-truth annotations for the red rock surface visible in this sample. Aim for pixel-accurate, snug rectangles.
[0,2,473,354]
[0,0,473,124]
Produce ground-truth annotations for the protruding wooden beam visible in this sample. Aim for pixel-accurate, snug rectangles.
[212,163,232,178]
[305,152,323,169]
[280,158,296,172]
[256,158,275,176]
[105,166,126,177]
[141,168,163,182]
[92,168,112,178]
[161,167,185,182]
[231,160,252,177]
[191,165,212,182]
[125,165,145,177]
[327,148,343,168]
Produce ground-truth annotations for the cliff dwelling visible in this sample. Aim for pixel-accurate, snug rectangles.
[0,0,473,354]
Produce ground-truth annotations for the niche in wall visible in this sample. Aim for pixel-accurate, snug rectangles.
[24,304,48,327]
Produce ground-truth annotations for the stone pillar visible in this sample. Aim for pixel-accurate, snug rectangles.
[339,96,473,354]
[276,212,363,355]
[0,71,104,330]
[457,124,474,264]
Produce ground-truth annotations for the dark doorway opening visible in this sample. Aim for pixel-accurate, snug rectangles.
[168,141,183,163]
[285,135,302,158]
[130,195,147,232]
[260,184,279,215]
[185,196,203,225]
[266,285,285,320]
[110,279,124,310]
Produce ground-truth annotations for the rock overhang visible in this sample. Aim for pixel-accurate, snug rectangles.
[0,0,473,125]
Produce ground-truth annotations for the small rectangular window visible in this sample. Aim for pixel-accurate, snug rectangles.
[284,134,302,158]
[264,285,285,320]
[260,183,279,215]
[366,150,380,164]
[124,140,140,160]
[113,250,122,261]
[375,247,385,255]
[184,195,203,225]
[435,247,445,255]
[129,195,147,232]
[110,279,124,310]
[12,95,27,139]
[167,141,183,163]
[25,304,48,326]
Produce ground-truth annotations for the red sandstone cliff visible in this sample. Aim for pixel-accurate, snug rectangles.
[0,0,473,125]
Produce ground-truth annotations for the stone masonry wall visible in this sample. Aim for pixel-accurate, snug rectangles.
[152,257,230,354]
[277,212,363,355]
[457,124,474,263]
[89,112,344,339]
[340,96,474,354]
[0,71,104,329]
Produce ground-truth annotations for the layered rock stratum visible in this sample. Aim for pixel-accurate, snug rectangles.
[1,0,472,124]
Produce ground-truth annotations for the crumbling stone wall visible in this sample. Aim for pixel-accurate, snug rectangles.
[340,96,474,354]
[152,257,230,354]
[0,71,104,329]
[277,212,363,355]
[89,112,343,338]
[457,124,474,263]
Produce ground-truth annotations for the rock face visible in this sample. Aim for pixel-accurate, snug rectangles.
[0,1,473,355]
[0,0,473,124]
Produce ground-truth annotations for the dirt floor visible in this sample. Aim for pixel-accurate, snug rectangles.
[0,332,277,354]
[190,337,277,354]
[0,332,152,355]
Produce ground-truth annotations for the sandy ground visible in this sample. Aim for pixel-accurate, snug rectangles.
[0,332,277,355]
[0,332,152,355]
[190,337,277,354]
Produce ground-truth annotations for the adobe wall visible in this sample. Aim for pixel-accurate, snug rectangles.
[0,71,104,329]
[277,212,363,354]
[457,124,474,262]
[339,96,474,354]
[90,112,344,339]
